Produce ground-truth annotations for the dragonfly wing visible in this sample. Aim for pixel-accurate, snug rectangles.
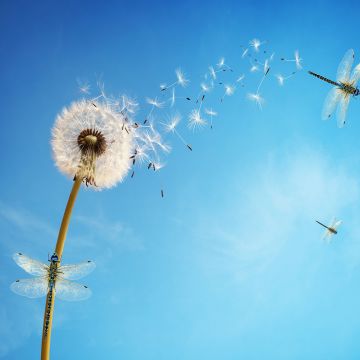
[333,220,342,231]
[58,261,96,280]
[336,49,354,82]
[322,88,342,120]
[13,253,48,276]
[11,277,48,298]
[336,95,351,127]
[321,229,331,242]
[350,63,360,86]
[55,279,92,301]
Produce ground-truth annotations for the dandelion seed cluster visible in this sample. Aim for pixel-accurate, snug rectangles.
[52,99,134,189]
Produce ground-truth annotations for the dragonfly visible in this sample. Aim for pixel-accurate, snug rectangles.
[309,49,360,127]
[316,218,342,242]
[11,253,95,336]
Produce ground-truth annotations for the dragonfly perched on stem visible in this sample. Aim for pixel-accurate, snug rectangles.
[11,252,95,338]
[309,49,360,127]
[316,218,342,242]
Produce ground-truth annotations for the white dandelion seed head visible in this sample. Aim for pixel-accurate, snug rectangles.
[188,109,207,131]
[52,99,134,189]
[247,92,264,109]
[276,74,285,86]
[224,84,235,96]
[175,68,189,87]
[295,50,302,69]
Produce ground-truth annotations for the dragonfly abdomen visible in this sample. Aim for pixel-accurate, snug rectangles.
[308,71,340,87]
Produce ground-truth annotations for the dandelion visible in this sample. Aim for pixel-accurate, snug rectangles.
[188,109,207,130]
[247,92,264,109]
[52,99,134,188]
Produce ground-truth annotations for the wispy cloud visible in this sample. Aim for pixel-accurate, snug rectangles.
[0,201,56,238]
[194,146,360,280]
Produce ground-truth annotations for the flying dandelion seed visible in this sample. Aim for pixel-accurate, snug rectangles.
[250,65,259,72]
[281,50,303,70]
[241,48,249,58]
[77,79,91,95]
[188,109,207,131]
[247,92,264,109]
[52,99,134,188]
[209,66,217,80]
[217,57,225,68]
[236,74,245,82]
[276,74,285,86]
[146,97,165,108]
[161,113,191,150]
[249,38,264,52]
[205,108,217,128]
[275,72,296,86]
[175,68,190,87]
[224,84,235,96]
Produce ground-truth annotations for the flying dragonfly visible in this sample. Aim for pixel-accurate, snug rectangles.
[11,253,95,336]
[309,49,360,127]
[316,218,342,242]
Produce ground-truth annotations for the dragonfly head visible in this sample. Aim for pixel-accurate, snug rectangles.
[50,253,59,263]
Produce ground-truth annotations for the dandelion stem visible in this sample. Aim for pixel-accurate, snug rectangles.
[41,176,82,360]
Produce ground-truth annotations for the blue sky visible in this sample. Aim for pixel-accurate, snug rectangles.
[2,0,360,359]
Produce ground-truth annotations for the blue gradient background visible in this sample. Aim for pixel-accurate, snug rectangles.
[2,0,360,359]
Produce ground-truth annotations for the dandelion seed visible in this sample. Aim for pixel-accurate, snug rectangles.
[175,68,190,87]
[200,83,211,92]
[52,99,134,188]
[163,114,181,133]
[294,50,302,70]
[236,74,245,82]
[77,79,90,95]
[249,38,264,52]
[217,57,225,68]
[224,84,235,96]
[160,83,167,91]
[247,92,264,109]
[205,108,218,129]
[146,97,164,108]
[276,74,285,86]
[242,48,249,58]
[250,65,259,72]
[281,50,303,70]
[209,66,217,80]
[188,109,207,130]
